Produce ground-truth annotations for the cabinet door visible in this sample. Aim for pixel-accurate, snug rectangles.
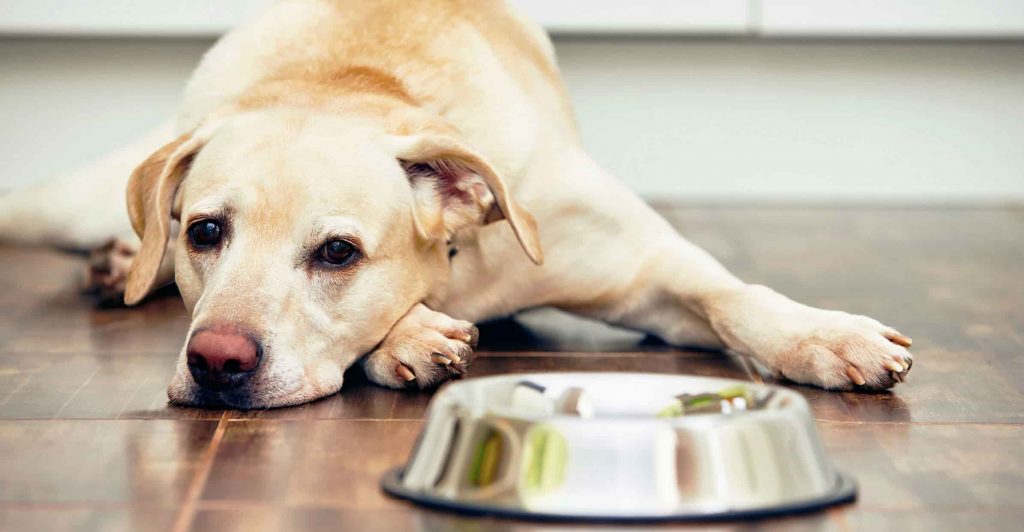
[511,0,751,35]
[0,0,276,36]
[759,0,1024,38]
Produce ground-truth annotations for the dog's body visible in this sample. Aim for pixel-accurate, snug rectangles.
[0,0,912,408]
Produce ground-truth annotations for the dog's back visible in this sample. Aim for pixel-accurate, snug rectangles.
[180,0,578,172]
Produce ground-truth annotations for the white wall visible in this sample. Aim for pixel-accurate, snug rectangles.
[559,39,1024,201]
[0,38,208,193]
[1,37,1023,202]
[6,0,1024,38]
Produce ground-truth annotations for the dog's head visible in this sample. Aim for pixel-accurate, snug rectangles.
[125,109,541,408]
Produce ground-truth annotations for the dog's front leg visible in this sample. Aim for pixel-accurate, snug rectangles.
[434,150,912,391]
[529,152,913,391]
[361,303,479,389]
[582,232,915,391]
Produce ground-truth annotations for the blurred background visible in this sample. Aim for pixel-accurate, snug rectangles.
[1,0,1022,202]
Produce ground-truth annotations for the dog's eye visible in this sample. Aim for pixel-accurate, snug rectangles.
[188,220,222,248]
[317,240,357,266]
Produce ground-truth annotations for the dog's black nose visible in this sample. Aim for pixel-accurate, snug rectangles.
[186,326,262,390]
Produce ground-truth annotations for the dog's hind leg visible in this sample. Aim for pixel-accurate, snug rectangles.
[84,231,176,306]
[1,121,178,304]
[0,120,174,251]
[509,151,914,392]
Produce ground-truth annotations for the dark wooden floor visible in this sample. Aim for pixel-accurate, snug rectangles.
[1,206,1022,531]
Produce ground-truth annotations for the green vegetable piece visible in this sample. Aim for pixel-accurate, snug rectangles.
[521,425,568,494]
[468,430,503,487]
[657,400,684,418]
[659,387,754,418]
[718,385,751,400]
[683,394,717,409]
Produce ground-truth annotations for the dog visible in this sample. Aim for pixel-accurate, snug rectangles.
[0,0,912,408]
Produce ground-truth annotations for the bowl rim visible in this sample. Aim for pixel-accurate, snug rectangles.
[429,372,812,426]
[380,466,857,522]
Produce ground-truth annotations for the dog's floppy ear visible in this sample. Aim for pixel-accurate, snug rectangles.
[393,135,543,265]
[124,126,215,305]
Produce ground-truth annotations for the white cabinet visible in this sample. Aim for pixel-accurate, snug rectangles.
[1,0,1023,38]
[0,0,751,37]
[759,0,1024,37]
[512,0,750,34]
[0,0,276,36]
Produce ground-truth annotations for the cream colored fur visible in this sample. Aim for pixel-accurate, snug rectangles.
[0,0,912,408]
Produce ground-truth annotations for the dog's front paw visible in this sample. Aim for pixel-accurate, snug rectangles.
[772,315,913,391]
[711,285,913,391]
[361,304,478,390]
[84,237,138,305]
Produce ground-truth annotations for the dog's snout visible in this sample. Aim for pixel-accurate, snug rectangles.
[186,326,262,390]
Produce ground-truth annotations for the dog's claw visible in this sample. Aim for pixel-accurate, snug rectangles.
[883,359,905,373]
[431,354,453,365]
[396,365,416,381]
[846,366,867,386]
[438,349,462,364]
[888,333,913,348]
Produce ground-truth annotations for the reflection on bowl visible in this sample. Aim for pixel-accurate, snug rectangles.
[382,373,855,521]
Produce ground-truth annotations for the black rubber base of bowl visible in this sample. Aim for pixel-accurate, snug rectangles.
[381,467,857,523]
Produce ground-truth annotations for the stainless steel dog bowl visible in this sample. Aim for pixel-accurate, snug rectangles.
[381,373,855,522]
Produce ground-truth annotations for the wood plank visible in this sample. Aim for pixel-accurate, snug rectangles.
[0,420,217,504]
[199,420,421,509]
[846,509,1023,530]
[0,507,176,532]
[820,422,1024,511]
[188,506,837,531]
[0,353,221,420]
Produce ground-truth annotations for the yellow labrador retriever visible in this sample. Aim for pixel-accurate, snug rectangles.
[0,0,912,408]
